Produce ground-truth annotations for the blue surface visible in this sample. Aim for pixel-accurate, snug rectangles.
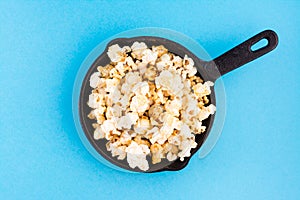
[0,1,299,199]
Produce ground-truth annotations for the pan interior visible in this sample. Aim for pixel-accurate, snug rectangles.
[73,28,226,172]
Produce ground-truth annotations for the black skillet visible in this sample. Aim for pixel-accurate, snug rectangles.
[79,30,278,172]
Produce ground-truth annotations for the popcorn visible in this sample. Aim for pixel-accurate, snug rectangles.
[148,104,163,120]
[100,119,117,140]
[94,126,105,140]
[162,113,177,128]
[87,93,105,109]
[120,131,132,145]
[167,151,178,161]
[107,44,125,62]
[152,45,168,57]
[134,135,151,147]
[192,81,214,98]
[134,117,151,134]
[144,65,157,81]
[166,144,179,161]
[180,124,194,138]
[115,62,126,76]
[178,139,197,161]
[111,104,123,117]
[156,54,172,71]
[112,129,121,136]
[127,112,139,124]
[172,56,183,68]
[155,70,184,96]
[176,124,198,161]
[149,127,162,144]
[183,55,194,70]
[168,134,181,146]
[105,107,114,119]
[150,144,164,164]
[97,117,107,126]
[92,87,106,96]
[142,49,158,64]
[119,94,130,108]
[90,106,106,117]
[89,72,101,88]
[150,117,159,126]
[117,113,136,129]
[132,81,149,96]
[186,96,199,117]
[130,95,150,114]
[136,61,148,75]
[105,78,120,93]
[124,71,142,86]
[87,42,216,171]
[107,142,127,160]
[109,68,122,79]
[165,98,182,117]
[98,64,113,78]
[126,141,150,171]
[131,42,148,52]
[110,89,122,104]
[187,67,197,77]
[190,118,205,133]
[125,57,137,70]
[122,46,131,53]
[131,42,148,60]
[198,104,216,121]
[157,125,173,144]
[121,83,131,95]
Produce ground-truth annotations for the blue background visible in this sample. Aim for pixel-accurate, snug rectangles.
[1,1,299,199]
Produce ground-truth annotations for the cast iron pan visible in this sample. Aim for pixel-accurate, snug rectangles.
[79,30,278,172]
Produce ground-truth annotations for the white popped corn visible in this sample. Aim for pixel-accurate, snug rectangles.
[148,127,162,144]
[156,53,172,71]
[125,57,137,70]
[131,42,148,60]
[107,44,124,62]
[108,142,127,160]
[131,41,148,52]
[155,70,184,96]
[124,71,142,86]
[87,93,105,109]
[183,55,195,70]
[172,56,183,68]
[193,81,214,98]
[101,120,116,138]
[117,115,135,129]
[134,117,151,135]
[150,144,164,164]
[115,62,126,76]
[165,98,182,117]
[104,78,120,94]
[132,81,149,96]
[87,42,216,171]
[93,126,105,140]
[142,49,158,64]
[130,95,150,114]
[120,131,132,145]
[198,104,216,121]
[89,72,101,88]
[178,139,198,161]
[126,141,150,171]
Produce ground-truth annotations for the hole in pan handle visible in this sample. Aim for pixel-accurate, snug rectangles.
[205,30,279,80]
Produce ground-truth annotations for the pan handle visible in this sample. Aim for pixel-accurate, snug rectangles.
[209,30,278,77]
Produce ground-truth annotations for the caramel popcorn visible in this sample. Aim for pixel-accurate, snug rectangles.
[87,42,216,171]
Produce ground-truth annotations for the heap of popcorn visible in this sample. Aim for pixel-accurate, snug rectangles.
[87,41,216,171]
